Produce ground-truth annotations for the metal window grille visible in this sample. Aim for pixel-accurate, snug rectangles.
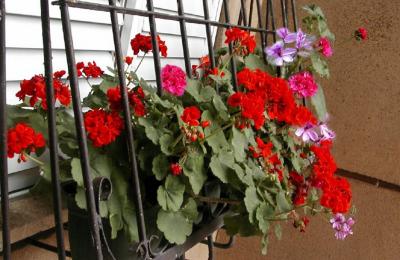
[0,0,300,259]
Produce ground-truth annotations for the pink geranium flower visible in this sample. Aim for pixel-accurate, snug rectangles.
[288,71,318,98]
[318,37,333,57]
[161,64,187,96]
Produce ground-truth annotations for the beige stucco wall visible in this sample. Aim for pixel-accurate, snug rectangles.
[215,0,400,259]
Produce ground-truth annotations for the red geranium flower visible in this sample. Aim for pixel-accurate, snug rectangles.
[181,106,201,126]
[7,123,45,162]
[84,109,124,147]
[106,86,146,117]
[125,56,133,65]
[320,177,352,213]
[170,163,182,176]
[225,28,256,55]
[130,33,168,57]
[17,74,71,110]
[81,61,103,78]
[355,27,368,41]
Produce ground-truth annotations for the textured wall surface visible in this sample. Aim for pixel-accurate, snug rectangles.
[215,178,400,260]
[294,0,400,184]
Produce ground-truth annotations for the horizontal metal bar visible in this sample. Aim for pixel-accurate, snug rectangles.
[27,239,72,258]
[52,0,274,34]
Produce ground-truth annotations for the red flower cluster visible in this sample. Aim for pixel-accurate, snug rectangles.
[289,171,309,206]
[311,141,352,213]
[77,61,103,78]
[7,123,45,162]
[225,28,256,56]
[228,68,317,129]
[17,73,71,110]
[170,163,182,176]
[130,33,168,57]
[249,137,283,181]
[84,109,124,147]
[106,86,146,117]
[181,106,201,127]
[355,27,368,41]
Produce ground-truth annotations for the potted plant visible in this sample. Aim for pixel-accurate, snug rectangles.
[6,4,362,259]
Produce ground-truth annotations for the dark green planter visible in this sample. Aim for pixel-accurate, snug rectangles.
[68,196,160,260]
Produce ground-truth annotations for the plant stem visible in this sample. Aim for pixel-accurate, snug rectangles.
[192,195,241,205]
[133,53,147,75]
[24,153,44,166]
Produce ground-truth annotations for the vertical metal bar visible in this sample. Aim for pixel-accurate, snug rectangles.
[58,2,103,260]
[202,0,216,69]
[280,0,288,28]
[108,0,148,245]
[40,0,67,259]
[239,0,248,26]
[291,0,298,31]
[269,0,277,41]
[146,0,162,96]
[248,0,254,27]
[177,0,192,77]
[222,0,238,90]
[207,235,214,260]
[255,0,266,62]
[0,0,11,258]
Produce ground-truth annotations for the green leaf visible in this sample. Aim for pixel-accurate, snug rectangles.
[181,198,199,222]
[201,110,229,153]
[231,127,248,162]
[311,53,329,78]
[138,117,161,144]
[91,154,112,177]
[256,203,274,233]
[209,154,230,183]
[244,187,261,224]
[75,187,87,209]
[157,209,193,244]
[159,134,174,156]
[261,233,269,255]
[291,153,302,173]
[109,213,123,239]
[185,79,202,102]
[276,191,292,213]
[244,54,268,71]
[212,95,229,120]
[200,86,217,102]
[152,154,169,181]
[310,84,328,121]
[274,224,282,240]
[182,153,207,195]
[157,175,185,211]
[71,158,83,186]
[99,77,118,93]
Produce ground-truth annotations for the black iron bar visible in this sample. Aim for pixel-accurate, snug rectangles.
[255,0,267,62]
[239,0,248,26]
[280,0,288,28]
[0,0,11,258]
[27,238,72,258]
[207,235,214,260]
[202,0,216,70]
[58,2,103,259]
[268,0,277,43]
[146,0,162,95]
[222,0,238,90]
[177,0,192,77]
[108,0,148,248]
[153,213,226,260]
[40,0,67,259]
[248,0,254,27]
[51,0,275,34]
[291,0,298,31]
